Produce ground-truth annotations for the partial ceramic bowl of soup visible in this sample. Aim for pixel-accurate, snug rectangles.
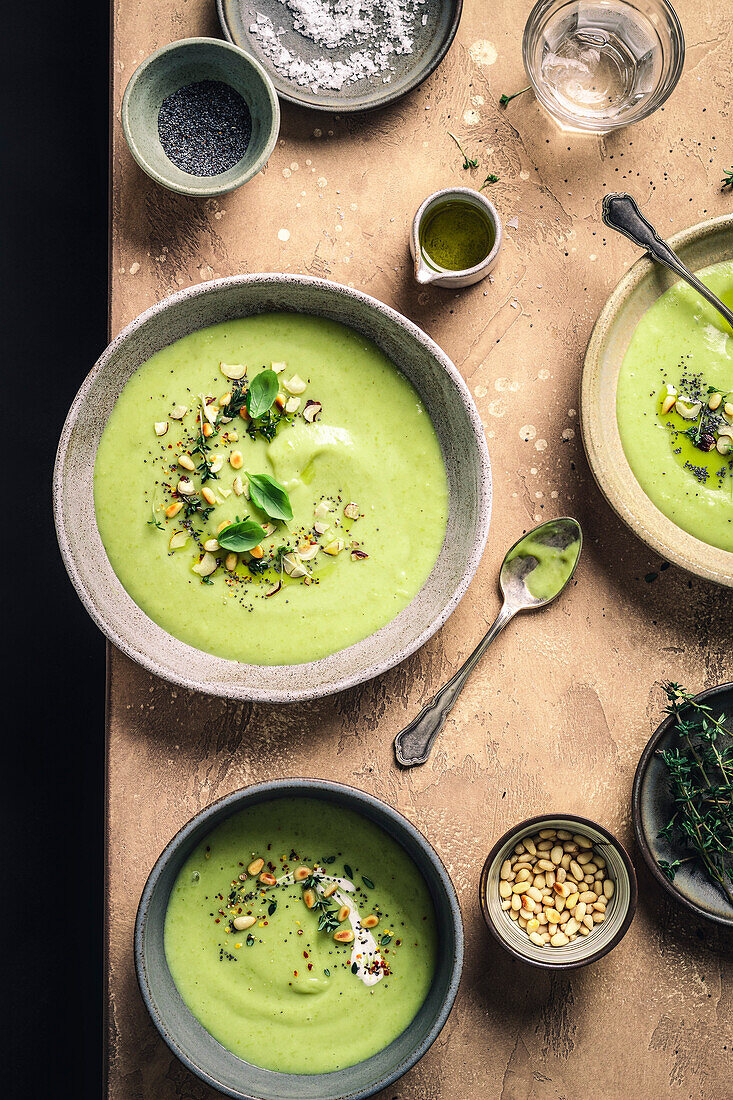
[581,213,733,586]
[54,274,491,700]
[135,778,463,1099]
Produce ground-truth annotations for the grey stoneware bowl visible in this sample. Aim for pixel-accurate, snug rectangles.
[121,38,280,197]
[53,274,491,702]
[135,778,464,1100]
[480,814,637,970]
[632,682,733,927]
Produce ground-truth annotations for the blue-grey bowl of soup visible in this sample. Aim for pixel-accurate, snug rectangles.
[135,778,464,1098]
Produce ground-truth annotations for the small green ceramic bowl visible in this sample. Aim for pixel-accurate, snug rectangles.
[121,38,280,198]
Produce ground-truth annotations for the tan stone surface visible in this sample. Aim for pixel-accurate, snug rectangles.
[109,2,733,1096]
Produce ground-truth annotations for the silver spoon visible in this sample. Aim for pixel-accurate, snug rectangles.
[394,518,582,768]
[602,192,733,330]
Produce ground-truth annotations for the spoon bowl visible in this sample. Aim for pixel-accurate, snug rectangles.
[394,518,582,767]
[500,518,583,610]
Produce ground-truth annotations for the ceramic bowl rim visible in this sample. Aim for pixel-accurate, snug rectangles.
[479,813,638,970]
[120,37,281,197]
[53,272,492,702]
[412,187,503,278]
[134,777,465,1100]
[631,681,733,927]
[216,0,463,114]
[580,212,733,587]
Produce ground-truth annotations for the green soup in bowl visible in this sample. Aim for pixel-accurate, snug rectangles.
[136,779,463,1099]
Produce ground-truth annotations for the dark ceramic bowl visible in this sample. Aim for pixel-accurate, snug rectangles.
[121,38,279,197]
[480,814,637,970]
[135,779,464,1100]
[632,682,733,926]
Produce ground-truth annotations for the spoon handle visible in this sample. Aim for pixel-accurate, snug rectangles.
[602,192,733,329]
[394,602,516,768]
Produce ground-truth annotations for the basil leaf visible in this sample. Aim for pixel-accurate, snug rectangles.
[246,472,293,523]
[217,518,266,552]
[246,369,279,418]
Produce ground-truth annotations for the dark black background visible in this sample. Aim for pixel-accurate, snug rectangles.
[6,0,108,1095]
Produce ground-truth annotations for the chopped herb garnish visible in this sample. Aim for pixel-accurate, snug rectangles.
[721,168,733,191]
[499,86,531,107]
[247,369,279,418]
[380,932,393,946]
[268,900,277,916]
[343,863,354,880]
[480,173,499,189]
[323,968,330,977]
[322,855,336,864]
[246,933,255,947]
[448,132,478,170]
[362,876,375,890]
[246,471,293,522]
[351,962,359,974]
[217,517,267,552]
[246,408,283,443]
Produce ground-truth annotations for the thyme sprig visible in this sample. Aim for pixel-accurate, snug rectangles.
[656,682,733,906]
[448,132,478,169]
[499,86,531,107]
[721,167,733,191]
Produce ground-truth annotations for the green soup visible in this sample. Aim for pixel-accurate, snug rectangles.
[505,535,580,600]
[617,261,733,552]
[94,314,449,664]
[164,799,438,1074]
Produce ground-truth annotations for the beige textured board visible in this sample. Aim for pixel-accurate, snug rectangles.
[109,2,733,1097]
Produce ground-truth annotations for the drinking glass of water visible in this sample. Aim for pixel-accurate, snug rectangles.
[523,0,684,132]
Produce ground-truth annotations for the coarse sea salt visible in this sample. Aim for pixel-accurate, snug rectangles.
[248,0,427,92]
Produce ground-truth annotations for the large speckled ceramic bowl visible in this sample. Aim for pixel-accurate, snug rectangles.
[632,682,733,927]
[135,778,464,1100]
[121,38,280,198]
[480,814,637,969]
[581,213,733,587]
[54,275,491,702]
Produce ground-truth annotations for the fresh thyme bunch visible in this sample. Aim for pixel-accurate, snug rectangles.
[656,682,733,907]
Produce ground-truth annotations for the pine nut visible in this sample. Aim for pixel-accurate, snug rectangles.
[564,917,579,936]
[593,911,606,923]
[514,842,526,854]
[556,867,567,883]
[526,886,543,903]
[536,859,554,872]
[565,892,579,911]
[551,932,569,946]
[550,845,563,865]
[583,863,598,876]
[579,891,597,903]
[500,860,512,880]
[538,829,556,839]
[259,872,277,886]
[556,830,572,840]
[533,873,546,889]
[529,932,545,946]
[248,858,264,875]
[201,487,217,506]
[604,879,615,899]
[519,909,532,921]
[523,837,537,856]
[499,881,511,899]
[509,910,519,920]
[545,908,561,924]
[548,923,558,936]
[527,918,540,933]
[709,392,722,411]
[563,841,579,854]
[501,899,511,911]
[573,834,593,848]
[546,870,556,887]
[362,915,379,929]
[574,902,587,922]
[569,859,584,880]
[511,894,522,911]
[334,929,354,943]
[165,502,183,518]
[293,866,311,881]
[233,914,255,931]
[537,840,553,851]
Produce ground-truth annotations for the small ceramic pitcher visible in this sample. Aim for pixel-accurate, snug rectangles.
[410,187,503,289]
